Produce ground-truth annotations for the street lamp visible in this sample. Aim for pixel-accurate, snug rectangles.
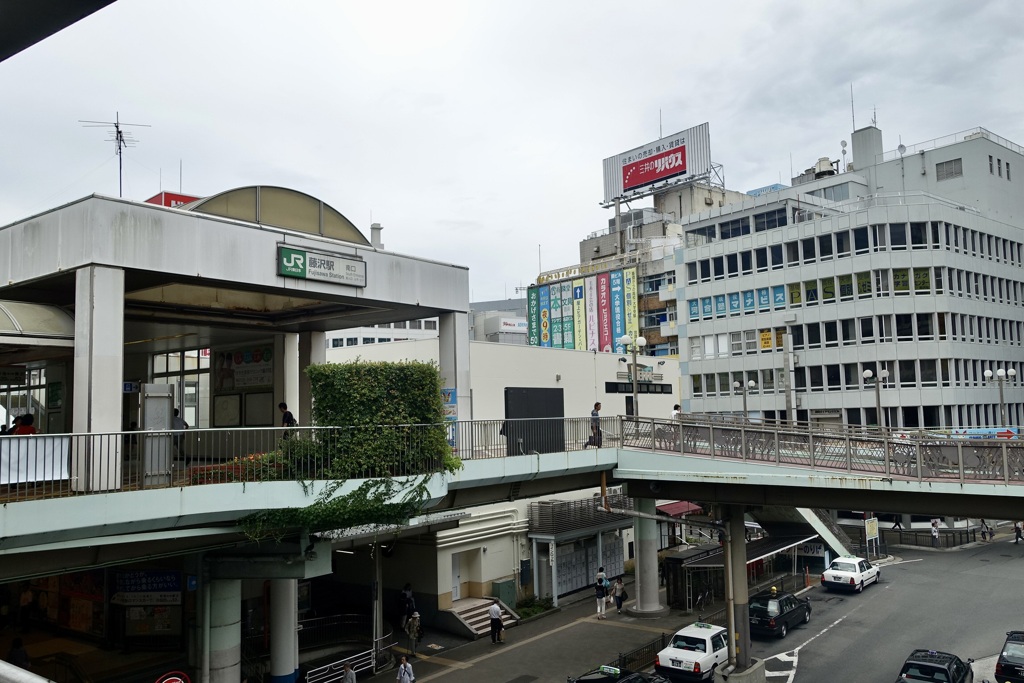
[862,368,889,430]
[984,367,1017,427]
[619,334,647,417]
[733,379,756,422]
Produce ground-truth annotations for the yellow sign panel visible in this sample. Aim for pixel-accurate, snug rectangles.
[760,329,772,349]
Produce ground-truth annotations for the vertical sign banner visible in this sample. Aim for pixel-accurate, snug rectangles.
[688,299,700,321]
[701,297,713,319]
[729,292,741,313]
[757,288,770,310]
[527,287,540,346]
[623,267,639,339]
[550,281,563,348]
[715,295,726,316]
[743,290,755,312]
[585,276,599,351]
[773,285,787,308]
[597,272,612,352]
[610,270,625,353]
[573,280,586,351]
[539,285,552,347]
[560,282,574,349]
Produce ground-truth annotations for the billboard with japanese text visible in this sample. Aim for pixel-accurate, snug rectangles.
[602,123,711,202]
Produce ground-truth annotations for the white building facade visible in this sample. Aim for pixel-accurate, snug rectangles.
[675,126,1023,429]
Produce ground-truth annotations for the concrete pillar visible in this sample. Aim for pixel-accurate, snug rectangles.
[727,506,751,670]
[270,579,298,683]
[283,333,300,424]
[209,579,241,683]
[72,265,125,491]
[438,312,472,421]
[628,498,668,617]
[298,331,326,427]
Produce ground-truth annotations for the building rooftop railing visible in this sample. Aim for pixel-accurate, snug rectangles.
[877,126,1024,163]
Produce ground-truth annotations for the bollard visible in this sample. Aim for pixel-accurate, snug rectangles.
[804,566,810,588]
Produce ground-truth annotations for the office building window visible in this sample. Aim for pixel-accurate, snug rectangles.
[331,338,344,348]
[410,320,422,329]
[936,158,963,181]
[346,338,358,346]
[990,155,994,174]
[1007,162,1011,180]
[424,320,437,330]
[719,217,750,239]
[754,208,787,232]
[998,159,1003,177]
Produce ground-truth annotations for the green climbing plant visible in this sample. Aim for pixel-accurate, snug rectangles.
[239,359,462,541]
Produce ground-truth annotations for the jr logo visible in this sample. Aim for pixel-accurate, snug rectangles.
[278,247,307,277]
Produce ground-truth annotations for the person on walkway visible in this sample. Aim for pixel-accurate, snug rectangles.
[891,516,903,531]
[279,402,297,439]
[980,519,992,542]
[341,662,356,683]
[1015,521,1023,545]
[488,598,503,644]
[6,637,31,670]
[11,414,37,435]
[612,576,626,614]
[671,404,682,419]
[396,655,414,683]
[405,611,421,657]
[931,521,940,547]
[595,567,608,620]
[587,402,602,447]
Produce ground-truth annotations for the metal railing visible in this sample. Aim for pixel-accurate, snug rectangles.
[4,415,1024,505]
[622,416,1024,485]
[305,627,397,683]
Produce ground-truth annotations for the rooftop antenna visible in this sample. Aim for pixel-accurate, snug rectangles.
[871,106,877,128]
[80,112,150,198]
[659,108,663,138]
[850,83,855,131]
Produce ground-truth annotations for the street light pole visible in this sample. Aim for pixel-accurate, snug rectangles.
[619,334,647,417]
[984,367,1017,427]
[863,368,889,430]
[733,379,756,422]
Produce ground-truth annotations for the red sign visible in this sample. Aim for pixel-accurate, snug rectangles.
[155,673,191,683]
[597,272,611,352]
[144,191,201,208]
[622,145,687,191]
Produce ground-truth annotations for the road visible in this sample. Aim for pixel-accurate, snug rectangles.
[759,539,1024,682]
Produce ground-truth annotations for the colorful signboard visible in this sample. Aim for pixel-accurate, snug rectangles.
[573,280,586,350]
[550,281,563,348]
[623,267,639,339]
[527,269,640,352]
[561,282,575,349]
[585,276,599,351]
[597,272,612,352]
[539,285,551,347]
[527,287,540,345]
[610,271,625,352]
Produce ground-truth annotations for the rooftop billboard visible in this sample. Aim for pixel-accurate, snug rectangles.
[602,123,711,203]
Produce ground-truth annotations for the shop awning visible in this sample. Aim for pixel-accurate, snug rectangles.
[657,501,703,517]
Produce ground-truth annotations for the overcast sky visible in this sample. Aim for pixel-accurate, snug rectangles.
[2,1,1022,301]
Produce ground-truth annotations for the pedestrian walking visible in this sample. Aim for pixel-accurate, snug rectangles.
[594,567,609,620]
[980,519,992,542]
[671,404,681,420]
[612,576,627,614]
[587,402,603,447]
[488,598,503,644]
[396,655,414,683]
[891,516,903,531]
[1015,521,1023,545]
[341,661,356,683]
[405,611,421,657]
[931,521,940,548]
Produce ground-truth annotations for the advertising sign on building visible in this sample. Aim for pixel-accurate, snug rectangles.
[602,123,712,203]
[0,366,27,386]
[572,280,586,350]
[585,276,599,351]
[597,272,611,352]
[538,285,551,347]
[623,267,639,339]
[561,282,575,349]
[550,282,563,348]
[610,270,625,353]
[527,287,540,345]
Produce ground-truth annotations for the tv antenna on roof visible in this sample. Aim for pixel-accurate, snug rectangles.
[80,112,151,198]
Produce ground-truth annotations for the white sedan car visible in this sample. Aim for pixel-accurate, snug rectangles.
[654,622,728,681]
[821,555,880,593]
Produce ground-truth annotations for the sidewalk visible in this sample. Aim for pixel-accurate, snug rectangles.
[372,581,691,683]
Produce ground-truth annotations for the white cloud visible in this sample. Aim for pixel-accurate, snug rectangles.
[2,0,1022,301]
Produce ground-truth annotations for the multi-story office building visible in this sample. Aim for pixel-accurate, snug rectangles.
[676,125,1023,429]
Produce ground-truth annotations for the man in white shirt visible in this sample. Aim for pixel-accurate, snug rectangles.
[488,599,503,643]
[671,404,682,419]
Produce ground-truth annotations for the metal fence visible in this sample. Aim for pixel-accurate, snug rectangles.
[4,414,1024,504]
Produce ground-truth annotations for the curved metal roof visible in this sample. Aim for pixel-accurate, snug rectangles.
[0,300,75,338]
[180,185,371,246]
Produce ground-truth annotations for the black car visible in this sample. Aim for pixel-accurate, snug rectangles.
[894,649,974,683]
[569,665,669,683]
[996,630,1024,682]
[748,589,810,638]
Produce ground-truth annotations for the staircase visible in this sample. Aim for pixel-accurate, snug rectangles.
[800,508,855,555]
[446,598,518,639]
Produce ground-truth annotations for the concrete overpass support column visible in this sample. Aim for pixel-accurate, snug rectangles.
[298,331,326,427]
[283,333,300,425]
[270,579,299,683]
[439,312,472,421]
[727,506,752,670]
[72,265,124,492]
[209,578,242,683]
[627,498,668,617]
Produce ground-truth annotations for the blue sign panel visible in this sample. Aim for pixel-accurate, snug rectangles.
[715,295,726,316]
[689,299,700,320]
[757,288,770,309]
[728,292,741,312]
[701,297,713,318]
[772,285,786,307]
[610,270,626,352]
[743,290,755,311]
